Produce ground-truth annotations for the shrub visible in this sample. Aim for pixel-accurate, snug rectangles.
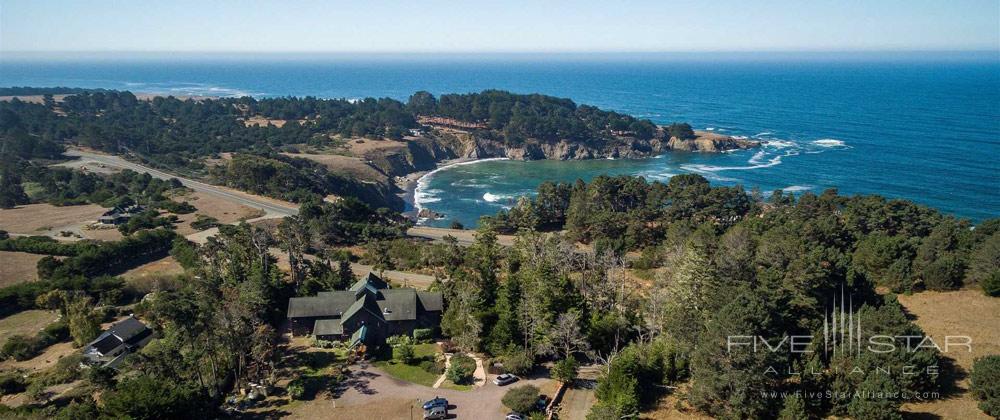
[287,379,305,400]
[971,355,1000,417]
[0,335,36,361]
[420,359,445,375]
[190,215,220,231]
[503,350,535,376]
[502,384,540,413]
[446,362,473,385]
[386,334,412,347]
[413,328,434,342]
[983,272,1000,297]
[394,343,415,364]
[552,357,579,384]
[0,373,26,395]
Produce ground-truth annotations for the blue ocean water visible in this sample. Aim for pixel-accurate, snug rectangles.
[1,53,997,224]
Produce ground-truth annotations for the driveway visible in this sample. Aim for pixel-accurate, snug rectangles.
[332,362,553,418]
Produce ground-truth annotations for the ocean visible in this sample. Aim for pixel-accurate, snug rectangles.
[1,52,997,225]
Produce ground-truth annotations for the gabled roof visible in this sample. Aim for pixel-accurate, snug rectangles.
[341,293,384,324]
[287,292,356,318]
[313,319,344,336]
[109,317,149,342]
[417,292,444,312]
[376,289,418,321]
[349,272,389,292]
[91,334,124,355]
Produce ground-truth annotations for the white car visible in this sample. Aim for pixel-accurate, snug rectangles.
[505,414,524,420]
[493,373,519,386]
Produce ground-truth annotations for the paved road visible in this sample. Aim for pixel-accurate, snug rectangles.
[64,150,298,217]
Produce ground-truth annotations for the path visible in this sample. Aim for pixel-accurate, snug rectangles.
[64,149,298,217]
[431,352,487,389]
[407,226,515,246]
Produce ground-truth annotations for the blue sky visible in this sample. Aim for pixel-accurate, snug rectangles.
[1,0,998,52]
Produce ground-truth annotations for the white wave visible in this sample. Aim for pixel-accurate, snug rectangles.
[483,192,514,203]
[782,185,813,192]
[641,172,675,181]
[705,127,715,131]
[812,139,846,147]
[748,150,768,165]
[413,158,510,221]
[683,151,787,172]
[753,132,774,138]
[732,135,749,140]
[764,140,798,149]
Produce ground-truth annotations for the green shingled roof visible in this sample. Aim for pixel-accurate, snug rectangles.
[342,293,384,324]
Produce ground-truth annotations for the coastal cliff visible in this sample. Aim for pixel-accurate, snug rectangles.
[366,129,758,179]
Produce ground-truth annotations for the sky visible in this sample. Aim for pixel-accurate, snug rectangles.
[1,0,998,53]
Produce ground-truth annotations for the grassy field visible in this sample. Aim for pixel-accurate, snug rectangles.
[0,310,59,346]
[0,251,46,287]
[0,203,107,235]
[898,289,999,420]
[372,343,441,387]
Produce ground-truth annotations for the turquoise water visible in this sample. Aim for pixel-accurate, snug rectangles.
[1,52,997,224]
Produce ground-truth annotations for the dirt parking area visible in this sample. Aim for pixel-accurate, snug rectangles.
[898,289,999,419]
[0,251,46,287]
[0,203,108,236]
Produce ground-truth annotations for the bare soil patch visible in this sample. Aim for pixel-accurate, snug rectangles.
[0,251,45,287]
[283,153,388,183]
[0,341,76,373]
[79,225,124,241]
[898,289,999,419]
[346,138,407,156]
[243,116,292,128]
[0,203,108,235]
[171,191,267,236]
[120,256,185,282]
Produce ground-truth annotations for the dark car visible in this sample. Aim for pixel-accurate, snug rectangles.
[493,373,519,386]
[423,396,448,410]
[536,395,550,411]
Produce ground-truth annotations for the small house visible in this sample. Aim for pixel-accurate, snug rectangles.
[98,204,146,225]
[82,315,154,368]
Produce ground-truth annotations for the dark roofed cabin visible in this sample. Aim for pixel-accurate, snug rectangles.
[82,315,154,368]
[287,272,443,348]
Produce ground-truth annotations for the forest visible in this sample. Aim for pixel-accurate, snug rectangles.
[0,89,674,210]
[0,89,998,419]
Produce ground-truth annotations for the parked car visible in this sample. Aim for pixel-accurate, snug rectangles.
[493,373,519,386]
[536,395,550,411]
[424,405,447,420]
[505,413,524,420]
[423,396,448,410]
